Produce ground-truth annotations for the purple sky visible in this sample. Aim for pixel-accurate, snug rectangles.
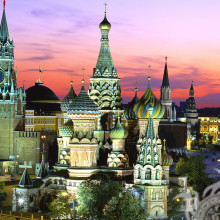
[4,0,220,107]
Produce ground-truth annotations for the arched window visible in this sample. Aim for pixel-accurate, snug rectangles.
[145,168,151,180]
[156,170,160,180]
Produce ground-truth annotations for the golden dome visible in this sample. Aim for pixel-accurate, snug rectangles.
[99,14,111,30]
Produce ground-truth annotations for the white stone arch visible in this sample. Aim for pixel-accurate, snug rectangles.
[89,89,100,96]
[100,101,110,108]
[143,164,154,180]
[134,164,142,179]
[100,89,113,97]
[155,165,163,180]
[151,205,164,217]
[80,138,91,144]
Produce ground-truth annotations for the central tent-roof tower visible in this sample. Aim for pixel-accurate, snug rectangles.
[89,5,122,110]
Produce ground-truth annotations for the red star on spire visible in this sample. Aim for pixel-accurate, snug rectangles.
[165,56,167,61]
[3,0,5,8]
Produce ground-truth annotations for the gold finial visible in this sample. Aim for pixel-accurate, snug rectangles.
[163,139,166,151]
[135,79,138,94]
[37,66,43,83]
[117,108,120,121]
[81,68,86,86]
[71,71,74,85]
[104,3,107,15]
[148,64,151,77]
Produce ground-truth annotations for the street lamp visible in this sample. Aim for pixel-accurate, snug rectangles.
[41,134,46,162]
[18,198,24,206]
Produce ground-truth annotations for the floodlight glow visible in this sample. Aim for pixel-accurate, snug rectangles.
[18,198,24,205]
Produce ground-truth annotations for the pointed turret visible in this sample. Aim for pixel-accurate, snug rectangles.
[162,57,169,87]
[160,57,172,120]
[137,105,160,167]
[189,81,194,97]
[94,5,116,78]
[37,156,48,179]
[61,80,77,112]
[0,0,9,44]
[19,168,33,188]
[186,81,197,110]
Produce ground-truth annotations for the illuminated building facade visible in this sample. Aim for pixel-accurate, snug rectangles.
[199,117,219,144]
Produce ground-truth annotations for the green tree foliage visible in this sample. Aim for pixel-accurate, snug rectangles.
[167,188,183,211]
[0,182,6,206]
[76,173,122,220]
[49,191,71,220]
[175,155,213,192]
[106,191,146,220]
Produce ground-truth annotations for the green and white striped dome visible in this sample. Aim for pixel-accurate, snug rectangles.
[59,119,73,137]
[110,118,128,139]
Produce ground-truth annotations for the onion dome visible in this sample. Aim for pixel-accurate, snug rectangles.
[99,13,111,30]
[134,77,164,119]
[59,119,73,137]
[110,117,128,139]
[162,142,173,166]
[68,80,99,119]
[61,81,77,112]
[124,87,139,120]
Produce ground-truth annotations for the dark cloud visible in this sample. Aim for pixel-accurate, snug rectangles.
[24,55,54,61]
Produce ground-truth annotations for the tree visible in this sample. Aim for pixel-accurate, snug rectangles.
[76,173,122,220]
[106,191,146,220]
[49,191,71,220]
[0,182,6,207]
[175,155,213,192]
[167,188,183,211]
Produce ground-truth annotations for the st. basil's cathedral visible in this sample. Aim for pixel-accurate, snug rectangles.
[0,2,198,219]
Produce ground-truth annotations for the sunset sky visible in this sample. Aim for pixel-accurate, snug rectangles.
[4,0,220,107]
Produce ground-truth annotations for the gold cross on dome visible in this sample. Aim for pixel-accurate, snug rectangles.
[81,68,86,80]
[163,139,166,146]
[104,3,107,14]
[148,64,151,77]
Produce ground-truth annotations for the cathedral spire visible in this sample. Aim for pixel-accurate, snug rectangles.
[94,4,116,78]
[190,81,194,96]
[37,155,48,179]
[0,0,9,44]
[162,57,170,87]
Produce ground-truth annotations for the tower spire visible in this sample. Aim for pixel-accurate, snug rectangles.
[0,0,9,44]
[94,5,115,78]
[162,56,170,87]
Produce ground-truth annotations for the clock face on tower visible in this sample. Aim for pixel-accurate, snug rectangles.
[0,69,5,85]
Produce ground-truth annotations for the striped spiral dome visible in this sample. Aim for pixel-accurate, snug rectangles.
[134,77,164,119]
[59,119,73,137]
[124,88,139,120]
[162,148,173,166]
[110,118,128,139]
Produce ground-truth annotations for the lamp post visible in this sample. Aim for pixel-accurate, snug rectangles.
[41,134,46,162]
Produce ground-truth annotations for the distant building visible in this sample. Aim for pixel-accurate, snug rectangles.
[199,117,219,144]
